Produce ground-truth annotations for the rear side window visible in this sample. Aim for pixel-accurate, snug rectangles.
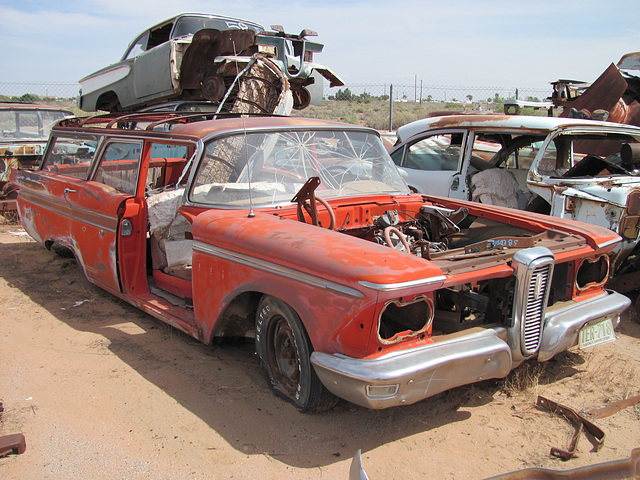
[92,141,142,195]
[146,142,191,191]
[403,133,463,171]
[41,135,98,179]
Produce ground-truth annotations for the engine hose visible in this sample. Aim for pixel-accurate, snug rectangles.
[384,226,411,252]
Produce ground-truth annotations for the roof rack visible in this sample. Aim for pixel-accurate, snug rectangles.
[57,111,283,131]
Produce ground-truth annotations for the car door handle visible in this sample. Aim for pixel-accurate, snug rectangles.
[64,188,77,194]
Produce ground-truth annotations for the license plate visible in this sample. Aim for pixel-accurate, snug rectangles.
[578,318,616,349]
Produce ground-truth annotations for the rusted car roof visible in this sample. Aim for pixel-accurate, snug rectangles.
[0,102,73,113]
[395,114,640,144]
[55,112,359,141]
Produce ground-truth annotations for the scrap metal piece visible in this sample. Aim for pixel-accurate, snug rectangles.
[536,396,605,460]
[554,64,628,123]
[584,394,640,419]
[485,448,640,479]
[0,433,26,457]
[420,205,468,234]
[292,176,322,226]
[349,449,370,480]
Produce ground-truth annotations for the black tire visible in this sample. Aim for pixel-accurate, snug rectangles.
[255,295,337,413]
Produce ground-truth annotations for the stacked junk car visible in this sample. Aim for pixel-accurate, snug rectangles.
[2,12,343,220]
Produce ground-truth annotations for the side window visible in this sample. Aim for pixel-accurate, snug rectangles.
[41,135,98,179]
[537,139,565,176]
[495,143,540,171]
[390,146,405,166]
[124,32,149,59]
[404,133,463,171]
[147,23,173,49]
[470,135,502,164]
[503,139,544,171]
[146,143,190,190]
[473,134,547,172]
[92,141,142,195]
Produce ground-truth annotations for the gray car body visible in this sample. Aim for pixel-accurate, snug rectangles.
[79,13,342,113]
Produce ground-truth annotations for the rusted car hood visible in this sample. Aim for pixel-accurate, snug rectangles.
[191,207,446,287]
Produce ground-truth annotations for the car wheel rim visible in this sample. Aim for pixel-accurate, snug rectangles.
[267,315,300,396]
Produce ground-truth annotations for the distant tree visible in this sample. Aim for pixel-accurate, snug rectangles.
[357,92,373,103]
[488,93,505,104]
[466,94,473,101]
[331,88,354,101]
[19,93,39,103]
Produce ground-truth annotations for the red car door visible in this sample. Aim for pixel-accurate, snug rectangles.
[63,139,143,294]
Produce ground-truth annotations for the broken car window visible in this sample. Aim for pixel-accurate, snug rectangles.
[536,133,640,177]
[190,129,408,207]
[124,32,150,59]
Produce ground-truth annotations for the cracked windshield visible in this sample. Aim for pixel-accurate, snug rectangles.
[190,129,409,207]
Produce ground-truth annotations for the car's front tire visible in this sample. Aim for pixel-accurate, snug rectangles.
[255,295,337,413]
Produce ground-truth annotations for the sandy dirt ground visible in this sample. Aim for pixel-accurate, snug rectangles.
[1,222,639,480]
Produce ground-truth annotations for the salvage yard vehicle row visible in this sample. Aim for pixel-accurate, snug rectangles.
[12,111,630,412]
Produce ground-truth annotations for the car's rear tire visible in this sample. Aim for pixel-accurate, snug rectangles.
[50,241,75,258]
[255,295,337,413]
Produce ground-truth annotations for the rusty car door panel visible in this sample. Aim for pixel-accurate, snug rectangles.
[61,177,130,293]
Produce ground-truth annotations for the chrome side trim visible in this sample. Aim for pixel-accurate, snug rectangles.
[19,190,118,233]
[597,237,620,249]
[193,241,364,298]
[358,275,446,292]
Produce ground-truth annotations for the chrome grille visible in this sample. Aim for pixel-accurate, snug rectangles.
[522,264,552,354]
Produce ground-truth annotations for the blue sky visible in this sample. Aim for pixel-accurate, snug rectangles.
[2,0,639,91]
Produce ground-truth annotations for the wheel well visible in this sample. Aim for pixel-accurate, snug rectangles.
[210,291,262,340]
[96,91,121,112]
[44,240,75,258]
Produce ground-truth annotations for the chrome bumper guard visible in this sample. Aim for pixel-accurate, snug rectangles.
[537,291,630,362]
[311,291,629,409]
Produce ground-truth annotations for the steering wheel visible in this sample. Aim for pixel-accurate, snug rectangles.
[296,195,336,230]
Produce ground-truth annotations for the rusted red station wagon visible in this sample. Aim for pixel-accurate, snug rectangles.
[13,112,630,412]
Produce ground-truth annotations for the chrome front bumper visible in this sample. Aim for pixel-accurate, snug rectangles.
[311,291,630,409]
[537,290,630,362]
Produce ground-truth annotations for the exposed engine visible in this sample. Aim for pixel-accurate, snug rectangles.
[371,206,467,259]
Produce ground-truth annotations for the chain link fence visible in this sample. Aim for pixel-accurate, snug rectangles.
[0,81,551,131]
[306,83,551,131]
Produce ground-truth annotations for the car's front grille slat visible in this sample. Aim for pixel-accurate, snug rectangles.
[521,264,551,354]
